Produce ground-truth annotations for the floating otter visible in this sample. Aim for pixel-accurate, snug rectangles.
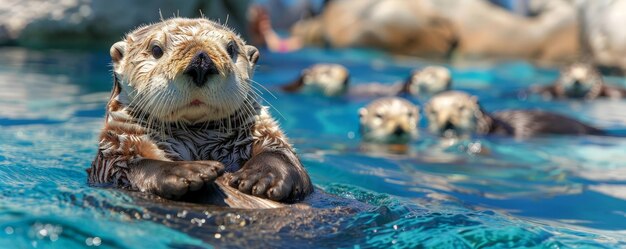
[424,91,606,138]
[283,64,451,99]
[87,18,313,208]
[532,63,626,100]
[398,66,452,97]
[348,66,452,99]
[281,63,349,97]
[358,97,420,144]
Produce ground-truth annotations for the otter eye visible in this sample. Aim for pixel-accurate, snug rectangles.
[226,41,238,58]
[407,112,414,118]
[151,45,163,59]
[375,113,384,119]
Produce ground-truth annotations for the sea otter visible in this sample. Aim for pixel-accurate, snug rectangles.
[282,64,451,99]
[424,91,606,138]
[398,66,452,97]
[532,63,626,100]
[87,18,312,208]
[281,63,349,97]
[347,66,452,99]
[358,97,420,144]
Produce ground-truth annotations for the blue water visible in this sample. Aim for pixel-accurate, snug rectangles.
[1,46,626,248]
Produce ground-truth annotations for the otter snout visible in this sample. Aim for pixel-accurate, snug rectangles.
[442,121,455,132]
[184,51,219,87]
[393,126,406,136]
[573,80,582,87]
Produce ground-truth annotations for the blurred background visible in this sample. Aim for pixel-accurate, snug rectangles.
[2,0,626,248]
[0,0,625,72]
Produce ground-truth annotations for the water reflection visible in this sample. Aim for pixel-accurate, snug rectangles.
[1,47,626,247]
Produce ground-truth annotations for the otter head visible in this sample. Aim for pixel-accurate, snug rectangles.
[424,91,487,137]
[283,63,349,96]
[555,63,603,99]
[109,18,260,125]
[404,66,451,97]
[358,97,420,144]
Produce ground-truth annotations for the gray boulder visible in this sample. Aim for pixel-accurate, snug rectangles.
[0,0,249,47]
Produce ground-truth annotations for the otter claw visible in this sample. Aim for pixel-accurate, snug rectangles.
[155,161,225,199]
[231,151,311,202]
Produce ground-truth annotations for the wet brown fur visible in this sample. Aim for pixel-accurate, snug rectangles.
[426,91,605,138]
[87,18,313,208]
[533,63,626,100]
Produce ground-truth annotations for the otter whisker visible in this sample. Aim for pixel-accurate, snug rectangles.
[247,86,286,121]
[233,88,255,127]
[153,88,174,139]
[146,86,171,136]
[90,17,313,205]
[249,79,278,100]
[237,93,255,129]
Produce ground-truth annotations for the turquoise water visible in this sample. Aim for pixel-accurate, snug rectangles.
[0,47,626,248]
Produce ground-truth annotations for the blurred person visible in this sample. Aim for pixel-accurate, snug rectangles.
[252,0,327,30]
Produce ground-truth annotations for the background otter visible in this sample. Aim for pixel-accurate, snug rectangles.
[425,91,606,138]
[281,63,350,97]
[358,97,420,144]
[398,66,452,97]
[283,64,451,99]
[87,18,313,208]
[348,66,452,99]
[532,62,626,100]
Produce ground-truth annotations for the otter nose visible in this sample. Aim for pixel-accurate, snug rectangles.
[184,51,219,87]
[393,126,406,136]
[443,121,455,131]
[573,80,582,86]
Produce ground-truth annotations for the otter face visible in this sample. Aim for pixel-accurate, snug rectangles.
[556,63,602,98]
[358,97,420,144]
[300,64,349,96]
[110,18,260,125]
[424,91,482,137]
[406,66,451,96]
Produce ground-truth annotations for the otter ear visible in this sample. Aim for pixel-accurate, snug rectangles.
[245,45,260,66]
[110,41,126,65]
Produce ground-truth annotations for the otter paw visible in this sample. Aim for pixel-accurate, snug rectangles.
[228,152,311,202]
[156,161,224,199]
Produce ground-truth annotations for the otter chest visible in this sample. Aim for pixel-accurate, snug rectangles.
[156,127,254,171]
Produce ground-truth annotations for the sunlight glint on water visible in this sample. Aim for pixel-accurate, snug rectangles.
[0,47,624,248]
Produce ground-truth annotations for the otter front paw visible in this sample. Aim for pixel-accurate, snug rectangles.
[228,151,312,202]
[155,161,225,199]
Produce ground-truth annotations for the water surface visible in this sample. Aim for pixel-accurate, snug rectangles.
[0,47,625,248]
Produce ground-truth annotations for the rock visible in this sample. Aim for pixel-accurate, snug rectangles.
[290,0,579,64]
[0,0,250,48]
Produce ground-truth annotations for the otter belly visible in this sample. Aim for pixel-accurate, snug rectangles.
[157,127,254,172]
